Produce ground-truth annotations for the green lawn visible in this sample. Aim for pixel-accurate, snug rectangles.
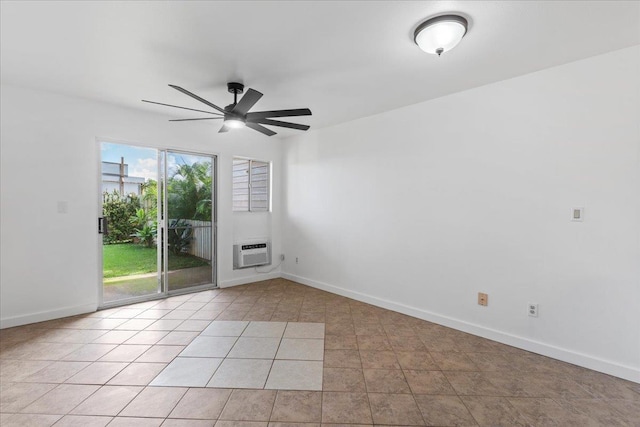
[103,243,209,278]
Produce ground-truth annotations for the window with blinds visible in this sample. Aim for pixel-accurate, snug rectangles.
[232,158,270,212]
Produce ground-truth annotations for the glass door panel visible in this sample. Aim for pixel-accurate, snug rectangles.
[100,142,161,305]
[165,151,214,292]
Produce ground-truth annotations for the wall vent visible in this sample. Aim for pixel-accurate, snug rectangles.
[233,241,271,269]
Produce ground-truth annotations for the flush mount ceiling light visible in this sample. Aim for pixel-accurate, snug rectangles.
[414,14,468,56]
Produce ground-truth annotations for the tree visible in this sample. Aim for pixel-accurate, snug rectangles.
[167,161,212,221]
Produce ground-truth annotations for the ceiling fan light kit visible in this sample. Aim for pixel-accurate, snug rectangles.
[414,14,468,56]
[224,117,246,129]
[223,82,246,128]
[143,82,311,136]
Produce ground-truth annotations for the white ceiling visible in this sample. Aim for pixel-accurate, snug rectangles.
[1,1,639,137]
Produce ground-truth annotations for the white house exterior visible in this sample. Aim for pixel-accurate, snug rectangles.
[101,160,145,195]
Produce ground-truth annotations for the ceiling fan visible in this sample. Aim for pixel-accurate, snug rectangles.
[142,82,312,136]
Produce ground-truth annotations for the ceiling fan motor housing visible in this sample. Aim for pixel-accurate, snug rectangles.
[227,82,245,107]
[227,82,244,95]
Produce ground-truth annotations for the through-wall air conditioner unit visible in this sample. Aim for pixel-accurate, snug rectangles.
[233,240,271,269]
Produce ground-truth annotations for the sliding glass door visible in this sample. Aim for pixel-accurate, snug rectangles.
[165,151,214,293]
[99,142,216,307]
[100,143,162,304]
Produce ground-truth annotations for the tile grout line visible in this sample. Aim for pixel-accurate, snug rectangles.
[3,280,637,426]
[260,321,286,390]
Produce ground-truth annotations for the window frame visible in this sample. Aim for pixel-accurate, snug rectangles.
[232,157,271,212]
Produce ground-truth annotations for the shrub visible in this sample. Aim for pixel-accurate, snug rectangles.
[129,208,149,229]
[132,222,157,248]
[102,191,140,244]
[168,219,193,255]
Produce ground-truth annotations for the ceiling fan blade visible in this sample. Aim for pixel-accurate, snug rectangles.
[169,84,226,114]
[232,88,263,115]
[246,108,312,120]
[219,124,230,133]
[249,118,310,131]
[142,100,223,115]
[169,117,223,122]
[246,122,277,136]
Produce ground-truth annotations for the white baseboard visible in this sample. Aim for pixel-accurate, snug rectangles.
[0,303,97,329]
[282,272,640,383]
[220,271,281,288]
[2,272,281,327]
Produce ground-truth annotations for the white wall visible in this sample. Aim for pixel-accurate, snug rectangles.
[2,47,638,382]
[0,84,283,327]
[281,46,640,382]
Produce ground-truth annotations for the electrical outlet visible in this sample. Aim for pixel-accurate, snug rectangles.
[295,257,299,264]
[478,292,488,306]
[280,254,285,261]
[528,303,539,317]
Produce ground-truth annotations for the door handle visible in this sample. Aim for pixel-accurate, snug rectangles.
[98,217,109,235]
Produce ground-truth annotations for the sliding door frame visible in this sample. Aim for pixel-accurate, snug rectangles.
[96,137,218,309]
[164,149,218,297]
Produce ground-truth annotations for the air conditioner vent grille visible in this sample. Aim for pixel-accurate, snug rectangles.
[233,241,270,269]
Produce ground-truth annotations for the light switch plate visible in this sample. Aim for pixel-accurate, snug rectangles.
[571,207,584,221]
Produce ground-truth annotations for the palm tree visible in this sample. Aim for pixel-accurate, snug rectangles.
[167,161,212,221]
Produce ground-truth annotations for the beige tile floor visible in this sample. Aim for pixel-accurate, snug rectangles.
[149,320,324,389]
[0,278,638,426]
